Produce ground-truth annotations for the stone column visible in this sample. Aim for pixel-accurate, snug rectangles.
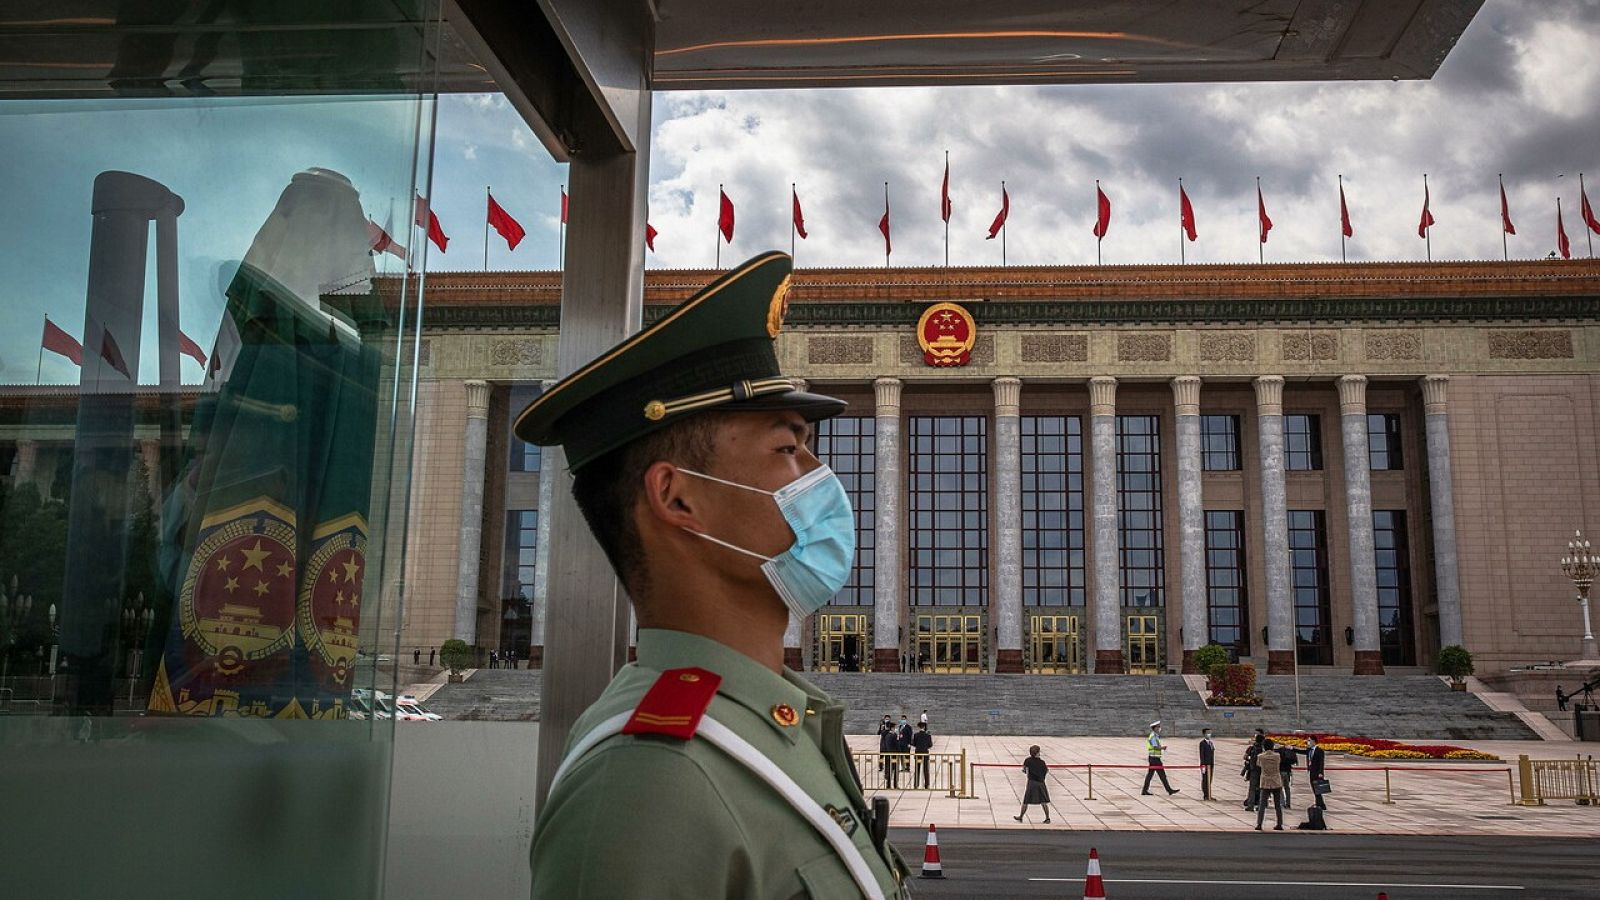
[992,377,1024,673]
[873,376,903,672]
[1256,376,1295,674]
[529,385,558,669]
[1340,375,1384,674]
[13,439,37,486]
[452,379,491,644]
[1172,376,1207,673]
[1422,376,1465,650]
[138,438,162,502]
[1089,376,1123,673]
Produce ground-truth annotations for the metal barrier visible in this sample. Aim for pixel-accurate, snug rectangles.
[1517,754,1600,805]
[852,750,971,797]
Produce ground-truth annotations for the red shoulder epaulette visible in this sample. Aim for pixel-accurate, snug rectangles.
[621,667,722,740]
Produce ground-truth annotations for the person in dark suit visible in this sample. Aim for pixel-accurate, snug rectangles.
[1278,741,1298,809]
[1305,735,1328,810]
[1242,731,1264,810]
[911,722,934,787]
[1198,728,1216,800]
[878,716,899,788]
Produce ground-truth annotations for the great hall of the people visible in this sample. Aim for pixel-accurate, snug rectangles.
[9,259,1599,678]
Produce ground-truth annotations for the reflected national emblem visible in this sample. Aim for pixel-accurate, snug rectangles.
[300,513,368,687]
[178,498,298,676]
[917,301,976,367]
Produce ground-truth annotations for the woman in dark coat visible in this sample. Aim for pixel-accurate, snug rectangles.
[1013,745,1053,824]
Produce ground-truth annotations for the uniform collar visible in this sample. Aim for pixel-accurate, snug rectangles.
[637,628,810,744]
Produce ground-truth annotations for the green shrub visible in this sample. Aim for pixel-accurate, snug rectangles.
[1207,662,1262,706]
[1437,645,1473,682]
[1193,643,1230,678]
[440,639,473,674]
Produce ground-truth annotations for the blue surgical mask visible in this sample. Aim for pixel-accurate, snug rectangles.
[678,465,856,619]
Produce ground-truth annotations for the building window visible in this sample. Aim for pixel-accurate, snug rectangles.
[1367,413,1403,471]
[1200,415,1241,471]
[1288,510,1333,665]
[1285,414,1323,471]
[1374,510,1415,666]
[815,416,876,606]
[501,510,538,601]
[1116,415,1164,607]
[508,383,543,473]
[909,416,988,607]
[1205,510,1249,656]
[1021,416,1085,607]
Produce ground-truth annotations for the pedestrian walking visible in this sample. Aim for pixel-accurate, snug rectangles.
[1278,739,1298,809]
[919,708,929,726]
[1306,735,1328,811]
[1254,739,1286,830]
[1198,727,1216,800]
[1141,721,1179,796]
[912,722,933,787]
[1013,745,1052,824]
[1242,730,1264,811]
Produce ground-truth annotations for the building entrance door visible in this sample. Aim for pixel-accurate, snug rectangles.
[915,613,984,673]
[1026,614,1081,673]
[814,613,869,672]
[1125,614,1163,674]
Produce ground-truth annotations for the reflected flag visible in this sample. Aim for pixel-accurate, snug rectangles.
[100,329,131,379]
[366,218,407,261]
[560,187,568,225]
[41,317,83,366]
[985,184,1009,240]
[487,192,526,251]
[415,194,449,253]
[178,330,208,368]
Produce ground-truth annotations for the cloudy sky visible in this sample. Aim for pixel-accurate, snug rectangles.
[430,0,1600,271]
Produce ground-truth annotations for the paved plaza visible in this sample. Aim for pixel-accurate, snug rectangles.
[847,735,1600,837]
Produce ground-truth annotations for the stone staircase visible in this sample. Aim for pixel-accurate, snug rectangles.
[419,668,1538,740]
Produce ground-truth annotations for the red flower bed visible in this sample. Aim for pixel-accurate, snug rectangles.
[1264,732,1497,760]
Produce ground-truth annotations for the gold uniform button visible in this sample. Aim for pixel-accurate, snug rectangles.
[678,672,700,682]
[771,703,799,727]
[643,400,667,421]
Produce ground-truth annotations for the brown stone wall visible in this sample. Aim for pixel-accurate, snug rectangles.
[399,379,471,656]
[1450,374,1600,671]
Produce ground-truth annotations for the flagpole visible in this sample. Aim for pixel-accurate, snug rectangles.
[1000,180,1007,267]
[484,186,491,271]
[1178,177,1186,265]
[1257,177,1263,264]
[1423,173,1431,262]
[944,150,950,268]
[1559,196,1565,258]
[558,183,566,271]
[1584,174,1595,258]
[716,182,723,270]
[883,181,890,269]
[1500,174,1508,261]
[791,183,796,260]
[1339,174,1347,263]
[1096,179,1103,266]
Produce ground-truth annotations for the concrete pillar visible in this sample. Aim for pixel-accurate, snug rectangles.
[1172,376,1207,673]
[1256,375,1295,674]
[872,376,903,672]
[1422,375,1465,650]
[992,377,1024,673]
[452,379,492,645]
[528,380,558,669]
[138,438,162,502]
[1089,376,1123,673]
[1339,375,1384,675]
[12,439,38,486]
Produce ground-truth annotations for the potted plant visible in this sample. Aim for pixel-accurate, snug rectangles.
[1438,644,1473,691]
[440,639,472,683]
[1193,643,1230,679]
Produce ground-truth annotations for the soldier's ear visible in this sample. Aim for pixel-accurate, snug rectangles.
[641,461,703,531]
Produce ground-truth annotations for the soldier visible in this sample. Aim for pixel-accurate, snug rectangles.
[523,253,909,898]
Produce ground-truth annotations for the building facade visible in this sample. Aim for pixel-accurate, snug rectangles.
[311,260,1600,676]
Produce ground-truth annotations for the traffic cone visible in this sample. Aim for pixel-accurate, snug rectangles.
[1083,847,1106,899]
[919,823,943,878]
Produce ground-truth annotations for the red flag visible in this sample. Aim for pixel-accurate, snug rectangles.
[792,188,808,240]
[1257,186,1273,244]
[1179,185,1197,242]
[985,185,1010,240]
[1339,184,1353,238]
[878,201,892,256]
[366,218,407,260]
[415,194,448,253]
[560,188,568,225]
[1558,200,1572,259]
[940,160,952,223]
[177,329,208,368]
[1092,185,1111,239]
[41,318,82,366]
[487,192,526,251]
[1500,183,1516,236]
[718,189,735,243]
[645,222,658,252]
[1582,181,1600,236]
[100,329,130,379]
[1418,183,1435,238]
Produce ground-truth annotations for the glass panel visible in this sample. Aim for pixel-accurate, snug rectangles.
[1201,415,1240,471]
[909,416,987,607]
[1115,415,1164,608]
[815,417,876,605]
[1288,510,1334,664]
[1285,414,1324,471]
[1373,510,1415,665]
[1021,416,1084,608]
[0,5,441,896]
[1204,510,1249,656]
[1367,413,1403,471]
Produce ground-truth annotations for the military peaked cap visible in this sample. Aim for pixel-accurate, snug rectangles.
[514,252,845,471]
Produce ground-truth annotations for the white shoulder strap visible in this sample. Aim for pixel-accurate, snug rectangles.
[552,713,886,900]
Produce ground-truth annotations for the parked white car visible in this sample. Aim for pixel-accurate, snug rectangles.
[396,694,443,721]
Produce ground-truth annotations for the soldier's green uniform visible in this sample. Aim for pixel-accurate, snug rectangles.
[516,252,909,898]
[532,629,909,897]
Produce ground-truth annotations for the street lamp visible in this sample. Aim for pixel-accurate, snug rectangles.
[1561,530,1599,661]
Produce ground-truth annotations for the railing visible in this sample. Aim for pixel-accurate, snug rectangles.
[852,750,971,797]
[1517,754,1600,805]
